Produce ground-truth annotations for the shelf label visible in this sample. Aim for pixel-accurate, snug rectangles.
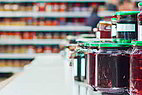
[138,25,142,41]
[73,59,77,76]
[111,25,117,37]
[117,24,135,32]
[81,58,85,77]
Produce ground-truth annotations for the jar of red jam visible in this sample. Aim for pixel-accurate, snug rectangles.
[85,43,99,87]
[97,21,112,39]
[138,3,142,41]
[130,41,142,95]
[116,11,140,40]
[96,43,130,93]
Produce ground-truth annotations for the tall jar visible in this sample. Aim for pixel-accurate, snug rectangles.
[116,11,140,40]
[130,41,142,95]
[96,43,130,93]
[138,2,142,41]
[85,43,99,88]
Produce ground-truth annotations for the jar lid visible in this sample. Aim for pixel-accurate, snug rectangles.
[99,43,131,48]
[115,11,140,16]
[138,2,142,7]
[112,39,132,43]
[131,41,142,46]
[111,18,117,21]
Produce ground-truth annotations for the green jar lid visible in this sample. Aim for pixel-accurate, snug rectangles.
[111,18,117,21]
[131,41,142,46]
[99,43,120,48]
[115,11,140,16]
[112,39,132,43]
[138,2,142,7]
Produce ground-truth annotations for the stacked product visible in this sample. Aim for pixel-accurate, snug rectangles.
[65,2,142,95]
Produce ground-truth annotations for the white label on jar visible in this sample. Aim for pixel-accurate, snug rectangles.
[138,25,142,41]
[111,25,117,37]
[117,24,135,32]
[81,58,85,77]
[96,32,100,39]
[73,59,77,76]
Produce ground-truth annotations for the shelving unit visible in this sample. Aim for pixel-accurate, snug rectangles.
[0,0,104,73]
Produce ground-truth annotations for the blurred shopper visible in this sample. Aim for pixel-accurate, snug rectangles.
[106,0,119,11]
[118,0,135,11]
[86,5,101,28]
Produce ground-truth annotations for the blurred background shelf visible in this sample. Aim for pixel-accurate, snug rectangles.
[0,67,23,73]
[0,0,107,3]
[0,26,92,32]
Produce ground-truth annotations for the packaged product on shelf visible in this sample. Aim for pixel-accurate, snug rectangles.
[45,3,52,12]
[60,3,66,12]
[44,46,52,53]
[130,41,142,95]
[44,33,52,39]
[67,3,73,12]
[12,4,19,11]
[36,46,44,53]
[0,60,5,67]
[52,3,59,12]
[0,4,4,11]
[27,45,35,54]
[60,33,67,39]
[4,4,11,11]
[52,33,60,39]
[39,3,45,12]
[52,46,60,53]
[96,43,130,93]
[97,21,112,39]
[73,3,81,12]
[116,11,140,40]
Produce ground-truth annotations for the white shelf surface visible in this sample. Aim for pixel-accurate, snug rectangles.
[0,53,58,59]
[0,11,91,18]
[0,26,91,32]
[0,0,107,3]
[0,39,66,45]
[0,67,23,73]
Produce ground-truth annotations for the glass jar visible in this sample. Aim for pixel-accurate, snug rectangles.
[73,50,86,82]
[85,43,99,87]
[130,41,142,95]
[97,21,112,39]
[96,43,130,93]
[116,11,140,40]
[138,3,142,41]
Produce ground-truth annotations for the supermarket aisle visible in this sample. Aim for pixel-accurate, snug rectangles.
[0,54,73,95]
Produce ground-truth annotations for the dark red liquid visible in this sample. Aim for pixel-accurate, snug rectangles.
[88,53,96,87]
[97,54,129,88]
[130,48,142,94]
[100,30,111,39]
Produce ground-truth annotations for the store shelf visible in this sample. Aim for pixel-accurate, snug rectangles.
[0,67,23,73]
[0,11,91,18]
[0,0,107,3]
[0,39,66,45]
[0,53,57,59]
[0,11,116,18]
[0,26,91,32]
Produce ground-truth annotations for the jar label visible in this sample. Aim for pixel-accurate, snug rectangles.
[74,59,77,76]
[117,24,135,32]
[81,58,85,77]
[111,25,117,36]
[138,25,142,41]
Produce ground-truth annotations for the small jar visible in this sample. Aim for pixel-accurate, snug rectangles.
[97,21,112,39]
[116,11,140,40]
[96,43,130,92]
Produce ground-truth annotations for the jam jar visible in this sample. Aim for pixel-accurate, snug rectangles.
[73,49,86,82]
[116,11,140,40]
[97,21,112,39]
[138,2,142,41]
[130,41,142,95]
[96,43,130,93]
[85,43,99,88]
